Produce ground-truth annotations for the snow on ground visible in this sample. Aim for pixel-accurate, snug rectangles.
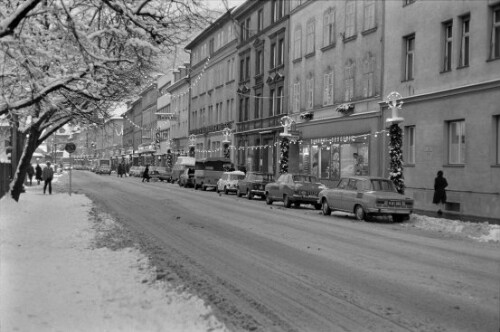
[0,174,229,332]
[0,172,498,332]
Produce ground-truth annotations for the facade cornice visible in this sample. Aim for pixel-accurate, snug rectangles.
[379,79,500,108]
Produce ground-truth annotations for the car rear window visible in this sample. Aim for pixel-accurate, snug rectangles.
[370,179,397,192]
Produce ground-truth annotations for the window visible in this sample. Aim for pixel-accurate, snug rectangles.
[363,0,376,31]
[491,5,500,59]
[245,54,250,80]
[245,18,251,40]
[459,15,470,67]
[496,116,500,164]
[256,49,263,75]
[294,26,302,59]
[323,71,334,106]
[278,38,285,66]
[344,60,355,101]
[258,9,264,32]
[403,0,416,5]
[404,35,415,80]
[323,8,335,47]
[239,59,245,82]
[443,21,453,72]
[448,120,466,164]
[306,77,314,110]
[271,43,276,68]
[277,86,284,114]
[255,93,262,119]
[405,126,416,164]
[363,53,375,97]
[293,82,301,113]
[345,1,356,38]
[306,20,315,55]
[272,0,284,23]
[270,89,276,116]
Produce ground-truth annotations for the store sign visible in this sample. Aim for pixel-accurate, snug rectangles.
[311,135,355,145]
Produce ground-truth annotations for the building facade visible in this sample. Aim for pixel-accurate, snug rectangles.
[287,0,385,187]
[383,0,500,218]
[233,0,290,173]
[185,9,238,163]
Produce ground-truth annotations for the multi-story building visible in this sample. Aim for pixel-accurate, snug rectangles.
[233,0,290,173]
[287,0,385,186]
[136,84,158,166]
[165,65,191,157]
[121,101,135,166]
[185,9,238,163]
[383,0,500,218]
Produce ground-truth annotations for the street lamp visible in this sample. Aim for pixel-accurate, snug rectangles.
[385,91,405,194]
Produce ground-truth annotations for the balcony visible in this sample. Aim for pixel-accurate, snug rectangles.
[236,114,284,133]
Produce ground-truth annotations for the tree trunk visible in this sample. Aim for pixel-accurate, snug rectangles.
[9,127,42,201]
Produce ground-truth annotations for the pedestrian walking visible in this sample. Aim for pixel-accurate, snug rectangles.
[27,164,35,186]
[42,162,54,194]
[142,165,151,182]
[35,163,43,185]
[432,170,448,215]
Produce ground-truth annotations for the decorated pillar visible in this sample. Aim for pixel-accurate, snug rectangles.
[279,116,293,174]
[385,91,405,194]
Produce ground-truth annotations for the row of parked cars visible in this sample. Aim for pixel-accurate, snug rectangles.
[177,168,415,223]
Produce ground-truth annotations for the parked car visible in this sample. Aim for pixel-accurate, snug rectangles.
[171,156,196,183]
[155,166,172,182]
[265,174,327,209]
[96,165,112,175]
[216,171,246,195]
[178,167,195,188]
[317,176,414,222]
[194,157,233,191]
[236,172,275,199]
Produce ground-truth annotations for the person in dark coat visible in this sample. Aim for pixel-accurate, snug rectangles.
[142,165,150,182]
[27,164,35,186]
[35,163,43,185]
[432,170,448,215]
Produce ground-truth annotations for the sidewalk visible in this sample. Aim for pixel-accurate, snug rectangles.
[0,175,228,332]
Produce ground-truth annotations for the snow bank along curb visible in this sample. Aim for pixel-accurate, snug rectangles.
[0,185,228,332]
[406,214,500,243]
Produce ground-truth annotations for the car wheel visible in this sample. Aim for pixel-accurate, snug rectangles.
[354,205,366,221]
[314,203,322,210]
[284,195,292,208]
[224,187,228,195]
[247,190,253,200]
[265,193,273,205]
[322,199,332,215]
[392,214,406,223]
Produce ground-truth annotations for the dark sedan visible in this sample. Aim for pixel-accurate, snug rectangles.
[265,173,327,209]
[236,172,275,199]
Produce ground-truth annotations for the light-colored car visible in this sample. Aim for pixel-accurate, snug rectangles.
[265,173,327,209]
[216,171,246,195]
[318,176,414,222]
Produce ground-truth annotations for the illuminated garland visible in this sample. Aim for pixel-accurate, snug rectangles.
[388,123,405,194]
[279,137,289,174]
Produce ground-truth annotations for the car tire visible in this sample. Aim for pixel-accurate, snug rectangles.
[392,214,406,223]
[354,205,366,221]
[284,195,292,208]
[247,190,253,200]
[322,199,332,215]
[265,193,273,205]
[314,203,322,210]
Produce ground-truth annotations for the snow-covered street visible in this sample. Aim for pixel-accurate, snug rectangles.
[1,171,499,331]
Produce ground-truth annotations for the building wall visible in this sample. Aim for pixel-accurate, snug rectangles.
[383,0,500,219]
[288,0,384,181]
